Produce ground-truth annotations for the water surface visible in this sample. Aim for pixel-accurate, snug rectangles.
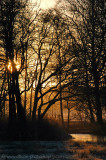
[71,133,106,143]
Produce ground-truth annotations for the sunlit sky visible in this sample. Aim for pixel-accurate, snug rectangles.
[32,0,57,9]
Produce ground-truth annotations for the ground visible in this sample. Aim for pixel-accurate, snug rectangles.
[0,139,106,160]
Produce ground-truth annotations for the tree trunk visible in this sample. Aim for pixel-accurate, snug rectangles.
[59,74,64,125]
[67,101,70,131]
[87,95,95,122]
[91,0,103,124]
[24,48,27,115]
[8,73,16,125]
[32,87,39,121]
[30,87,33,117]
[38,87,43,119]
[15,73,26,122]
[85,64,95,122]
[94,73,103,124]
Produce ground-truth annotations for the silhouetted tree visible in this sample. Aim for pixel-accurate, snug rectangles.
[0,0,32,125]
[62,0,105,124]
[31,9,79,121]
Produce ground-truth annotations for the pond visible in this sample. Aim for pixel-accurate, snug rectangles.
[71,133,106,143]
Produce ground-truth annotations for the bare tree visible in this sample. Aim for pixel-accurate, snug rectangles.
[0,0,38,125]
[61,0,106,124]
[29,9,79,122]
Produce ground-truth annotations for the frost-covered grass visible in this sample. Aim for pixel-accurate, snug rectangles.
[0,139,106,160]
[66,140,106,160]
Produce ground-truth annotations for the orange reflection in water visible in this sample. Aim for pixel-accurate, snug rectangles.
[71,134,106,143]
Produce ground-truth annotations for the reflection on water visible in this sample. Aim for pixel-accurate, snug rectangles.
[71,134,106,143]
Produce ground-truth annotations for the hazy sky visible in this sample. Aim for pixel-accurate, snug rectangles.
[32,0,57,9]
[41,0,57,8]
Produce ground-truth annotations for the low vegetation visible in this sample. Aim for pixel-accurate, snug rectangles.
[0,118,70,141]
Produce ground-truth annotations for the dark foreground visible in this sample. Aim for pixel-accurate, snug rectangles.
[0,139,106,160]
[0,120,106,159]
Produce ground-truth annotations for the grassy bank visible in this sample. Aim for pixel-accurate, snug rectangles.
[67,140,106,160]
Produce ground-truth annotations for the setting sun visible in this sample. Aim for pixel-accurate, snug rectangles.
[7,61,13,73]
[7,60,20,73]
